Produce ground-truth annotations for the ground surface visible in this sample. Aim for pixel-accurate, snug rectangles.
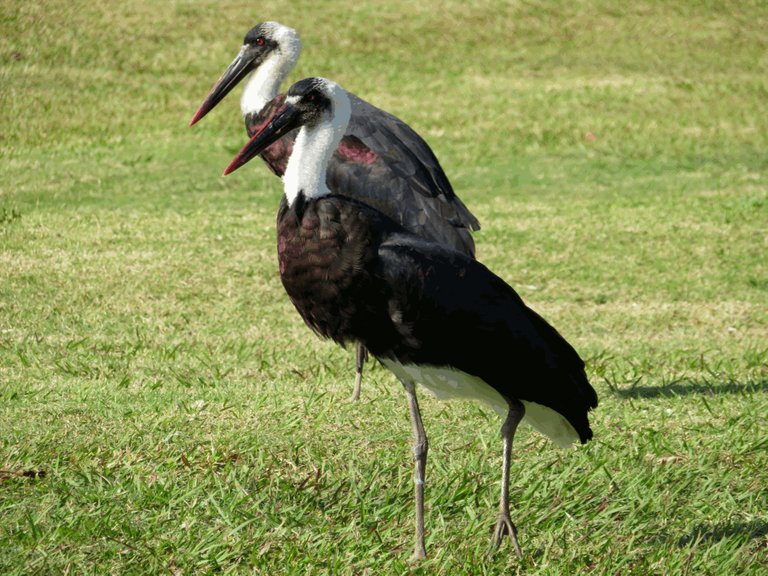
[1,1,766,573]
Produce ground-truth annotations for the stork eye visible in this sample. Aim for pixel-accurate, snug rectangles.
[255,37,265,46]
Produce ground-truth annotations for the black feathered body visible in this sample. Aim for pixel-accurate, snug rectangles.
[247,92,479,257]
[277,193,598,443]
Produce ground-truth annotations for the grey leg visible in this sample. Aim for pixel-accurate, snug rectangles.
[403,381,428,561]
[491,400,525,559]
[350,344,367,401]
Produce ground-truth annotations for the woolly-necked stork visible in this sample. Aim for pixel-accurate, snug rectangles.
[222,77,598,560]
[190,22,480,400]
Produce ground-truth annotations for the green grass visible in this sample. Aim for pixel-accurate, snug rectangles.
[1,0,767,573]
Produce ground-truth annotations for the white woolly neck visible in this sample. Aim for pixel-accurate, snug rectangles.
[240,24,302,117]
[283,84,351,207]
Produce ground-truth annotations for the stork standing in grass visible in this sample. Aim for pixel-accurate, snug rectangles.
[190,22,480,400]
[223,77,598,560]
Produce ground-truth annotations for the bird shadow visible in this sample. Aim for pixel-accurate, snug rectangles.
[609,378,767,399]
[676,519,768,547]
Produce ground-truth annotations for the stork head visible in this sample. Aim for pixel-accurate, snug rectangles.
[189,22,301,126]
[224,77,349,176]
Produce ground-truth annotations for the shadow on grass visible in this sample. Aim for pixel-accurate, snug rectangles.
[610,378,767,399]
[677,519,768,546]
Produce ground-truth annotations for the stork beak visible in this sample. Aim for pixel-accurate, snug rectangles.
[223,102,299,175]
[189,46,257,126]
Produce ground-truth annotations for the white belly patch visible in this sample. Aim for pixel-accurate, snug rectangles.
[380,360,579,448]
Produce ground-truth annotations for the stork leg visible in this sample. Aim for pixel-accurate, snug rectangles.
[402,381,428,561]
[350,344,367,401]
[491,400,525,559]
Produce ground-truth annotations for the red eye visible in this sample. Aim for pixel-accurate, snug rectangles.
[255,37,265,46]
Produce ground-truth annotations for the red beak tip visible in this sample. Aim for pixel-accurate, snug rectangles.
[189,107,207,127]
[223,161,238,176]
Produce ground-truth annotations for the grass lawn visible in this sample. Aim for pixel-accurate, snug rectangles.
[1,0,766,573]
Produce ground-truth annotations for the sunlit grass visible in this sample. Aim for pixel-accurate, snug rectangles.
[1,0,766,573]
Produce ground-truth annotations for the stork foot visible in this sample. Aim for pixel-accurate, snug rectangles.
[409,545,427,563]
[491,511,523,559]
